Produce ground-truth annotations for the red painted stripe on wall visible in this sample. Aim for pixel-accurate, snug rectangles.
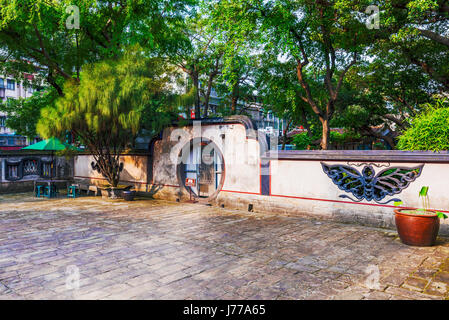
[73,176,179,188]
[221,190,261,196]
[268,193,449,214]
[219,189,449,214]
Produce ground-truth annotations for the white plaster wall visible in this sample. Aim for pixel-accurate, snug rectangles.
[270,160,449,212]
[74,155,148,185]
[220,124,260,194]
[152,123,261,194]
[72,123,449,234]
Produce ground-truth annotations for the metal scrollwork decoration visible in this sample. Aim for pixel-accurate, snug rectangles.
[91,161,100,173]
[347,162,390,168]
[321,162,424,204]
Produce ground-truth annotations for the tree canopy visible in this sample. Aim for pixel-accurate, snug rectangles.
[0,0,196,94]
[1,0,448,152]
[37,48,174,187]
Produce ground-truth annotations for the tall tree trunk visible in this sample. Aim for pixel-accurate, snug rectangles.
[231,96,238,113]
[282,119,292,150]
[191,72,201,118]
[320,118,330,150]
[203,59,221,118]
[204,84,212,118]
[47,72,63,96]
[299,105,313,139]
[230,83,239,113]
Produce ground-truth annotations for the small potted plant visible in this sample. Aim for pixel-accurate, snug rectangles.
[394,187,448,246]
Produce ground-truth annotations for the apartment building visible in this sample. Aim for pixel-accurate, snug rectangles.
[199,86,287,136]
[0,74,37,150]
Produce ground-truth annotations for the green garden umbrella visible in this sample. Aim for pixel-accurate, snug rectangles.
[22,138,68,180]
[22,137,68,152]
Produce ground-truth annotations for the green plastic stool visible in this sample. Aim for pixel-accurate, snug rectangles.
[67,185,78,198]
[44,185,52,198]
[36,185,44,197]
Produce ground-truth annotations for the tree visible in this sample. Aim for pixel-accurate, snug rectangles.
[254,53,320,143]
[0,0,196,95]
[214,54,257,116]
[210,0,373,149]
[170,14,226,118]
[379,0,449,91]
[0,88,58,139]
[397,99,449,151]
[332,44,440,149]
[37,48,173,187]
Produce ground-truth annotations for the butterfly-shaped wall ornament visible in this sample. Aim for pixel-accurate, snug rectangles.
[321,162,424,204]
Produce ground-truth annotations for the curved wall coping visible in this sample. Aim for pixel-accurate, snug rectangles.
[263,150,449,163]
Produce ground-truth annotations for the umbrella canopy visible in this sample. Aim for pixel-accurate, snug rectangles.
[22,138,68,151]
[22,138,74,182]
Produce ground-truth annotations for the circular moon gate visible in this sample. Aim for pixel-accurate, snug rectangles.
[177,138,225,200]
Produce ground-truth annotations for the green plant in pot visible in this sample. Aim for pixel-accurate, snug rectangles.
[394,187,448,246]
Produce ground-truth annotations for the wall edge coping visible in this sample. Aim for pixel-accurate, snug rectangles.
[262,150,449,163]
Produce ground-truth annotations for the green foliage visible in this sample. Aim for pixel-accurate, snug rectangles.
[208,0,376,149]
[397,99,449,151]
[436,211,448,219]
[293,129,360,150]
[0,88,58,138]
[168,11,230,118]
[330,131,345,144]
[395,186,448,219]
[292,133,312,150]
[37,47,173,187]
[382,0,449,91]
[1,0,448,153]
[419,186,429,197]
[0,0,196,94]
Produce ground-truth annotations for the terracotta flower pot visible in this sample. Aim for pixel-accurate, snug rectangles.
[394,209,440,247]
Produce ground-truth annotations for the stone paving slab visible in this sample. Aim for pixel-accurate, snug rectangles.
[0,192,449,300]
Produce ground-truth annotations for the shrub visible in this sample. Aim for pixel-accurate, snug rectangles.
[292,133,312,150]
[397,99,449,151]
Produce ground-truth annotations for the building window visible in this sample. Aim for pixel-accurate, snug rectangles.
[0,78,4,88]
[15,136,26,146]
[5,161,23,181]
[41,161,54,178]
[0,116,5,127]
[8,165,19,179]
[23,159,39,176]
[6,79,15,91]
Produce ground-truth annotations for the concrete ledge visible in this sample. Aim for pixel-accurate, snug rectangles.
[0,180,35,194]
[263,150,449,163]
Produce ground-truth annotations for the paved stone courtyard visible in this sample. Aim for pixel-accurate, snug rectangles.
[1,193,449,300]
